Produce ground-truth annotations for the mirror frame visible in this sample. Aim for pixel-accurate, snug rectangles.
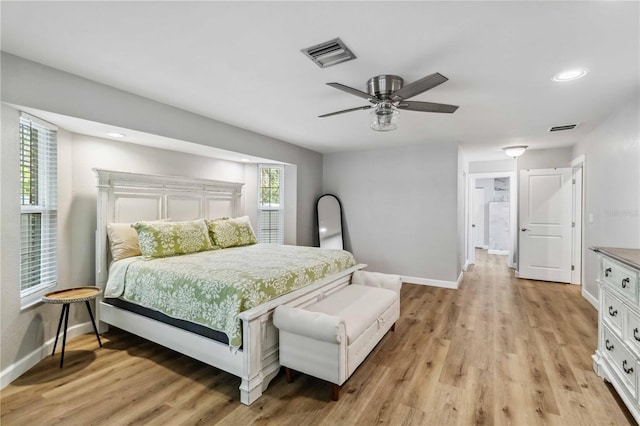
[315,194,345,250]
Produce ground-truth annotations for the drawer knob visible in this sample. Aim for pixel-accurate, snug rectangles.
[605,339,614,351]
[634,328,640,342]
[605,267,612,277]
[609,306,618,317]
[622,278,630,288]
[623,360,634,374]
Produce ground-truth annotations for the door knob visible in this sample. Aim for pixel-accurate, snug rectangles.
[521,228,529,232]
[472,224,476,228]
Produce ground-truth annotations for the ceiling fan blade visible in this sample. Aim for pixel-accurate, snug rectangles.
[396,101,459,113]
[327,82,380,102]
[391,73,449,101]
[318,105,373,118]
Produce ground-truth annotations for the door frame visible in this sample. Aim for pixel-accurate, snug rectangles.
[466,172,517,268]
[571,154,586,288]
[472,188,486,248]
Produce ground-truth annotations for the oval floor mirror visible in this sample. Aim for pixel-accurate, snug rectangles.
[316,194,344,250]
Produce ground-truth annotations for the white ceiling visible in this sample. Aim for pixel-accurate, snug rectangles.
[2,1,639,161]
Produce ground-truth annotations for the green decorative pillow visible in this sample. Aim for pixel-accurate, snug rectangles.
[133,219,214,259]
[206,216,258,248]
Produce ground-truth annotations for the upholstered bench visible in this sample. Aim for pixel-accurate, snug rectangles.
[273,270,401,400]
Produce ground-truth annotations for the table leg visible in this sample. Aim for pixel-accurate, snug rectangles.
[52,304,66,356]
[85,301,102,347]
[60,303,70,368]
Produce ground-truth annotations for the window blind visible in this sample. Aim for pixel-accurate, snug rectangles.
[20,114,57,296]
[257,164,284,244]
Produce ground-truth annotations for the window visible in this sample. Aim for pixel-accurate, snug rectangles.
[257,164,284,244]
[20,114,57,304]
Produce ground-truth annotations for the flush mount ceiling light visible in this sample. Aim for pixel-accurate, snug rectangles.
[552,68,588,82]
[107,132,126,138]
[503,145,528,158]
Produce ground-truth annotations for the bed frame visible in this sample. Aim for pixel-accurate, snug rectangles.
[94,169,365,405]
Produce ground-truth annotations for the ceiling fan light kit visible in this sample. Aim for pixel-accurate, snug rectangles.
[319,73,459,131]
[370,102,399,132]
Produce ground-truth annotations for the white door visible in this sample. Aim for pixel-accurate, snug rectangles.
[473,188,485,248]
[519,168,573,283]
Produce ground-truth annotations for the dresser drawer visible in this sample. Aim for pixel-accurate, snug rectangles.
[603,258,638,302]
[625,309,640,357]
[603,327,637,395]
[603,291,624,336]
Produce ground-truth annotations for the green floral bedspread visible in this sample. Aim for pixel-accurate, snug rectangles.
[104,244,356,347]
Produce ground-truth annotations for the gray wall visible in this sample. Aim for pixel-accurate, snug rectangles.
[1,52,322,247]
[1,52,322,375]
[572,94,640,301]
[0,110,268,371]
[323,142,461,283]
[516,147,573,171]
[469,159,516,174]
[1,105,74,373]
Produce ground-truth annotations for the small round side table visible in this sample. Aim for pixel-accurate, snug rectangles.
[43,286,103,368]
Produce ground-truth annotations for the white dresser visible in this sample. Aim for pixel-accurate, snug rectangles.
[592,247,640,423]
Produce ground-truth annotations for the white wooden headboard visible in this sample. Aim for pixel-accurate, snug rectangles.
[94,169,244,286]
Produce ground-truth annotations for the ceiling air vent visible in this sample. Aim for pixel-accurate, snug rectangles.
[301,38,356,68]
[549,123,579,132]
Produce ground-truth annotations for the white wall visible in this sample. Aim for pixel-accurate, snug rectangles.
[323,142,461,283]
[572,94,640,301]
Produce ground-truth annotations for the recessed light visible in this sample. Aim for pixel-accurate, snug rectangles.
[552,68,588,82]
[107,132,126,138]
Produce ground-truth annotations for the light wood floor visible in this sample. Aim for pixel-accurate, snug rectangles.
[1,250,634,425]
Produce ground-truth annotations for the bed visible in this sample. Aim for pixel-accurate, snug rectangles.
[94,169,365,405]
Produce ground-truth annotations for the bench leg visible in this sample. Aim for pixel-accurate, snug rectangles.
[285,367,293,384]
[391,322,396,332]
[331,383,341,401]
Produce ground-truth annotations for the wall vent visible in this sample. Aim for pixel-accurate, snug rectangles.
[549,123,579,132]
[301,38,356,68]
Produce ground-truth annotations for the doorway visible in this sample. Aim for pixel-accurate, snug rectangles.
[467,172,516,268]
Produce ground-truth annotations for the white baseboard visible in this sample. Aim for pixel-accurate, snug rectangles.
[515,270,520,278]
[1,322,93,389]
[488,249,509,255]
[402,274,460,289]
[462,260,470,272]
[582,288,598,310]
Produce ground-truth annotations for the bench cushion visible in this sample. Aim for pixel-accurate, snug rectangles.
[305,285,397,345]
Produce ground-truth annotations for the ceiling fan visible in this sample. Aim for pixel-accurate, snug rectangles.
[319,73,458,131]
